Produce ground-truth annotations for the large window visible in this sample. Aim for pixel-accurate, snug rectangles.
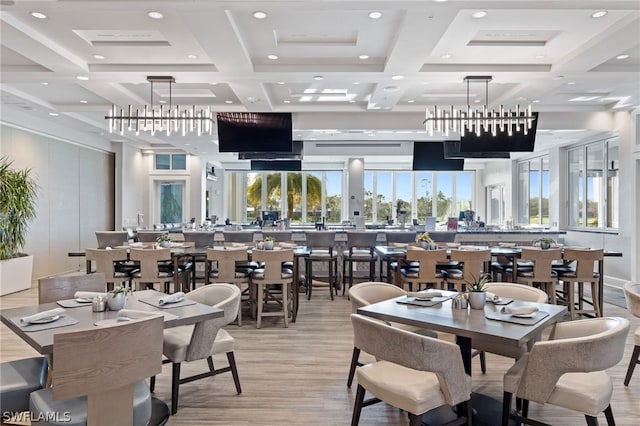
[567,139,618,230]
[325,172,342,223]
[517,156,549,225]
[159,183,183,223]
[155,153,186,170]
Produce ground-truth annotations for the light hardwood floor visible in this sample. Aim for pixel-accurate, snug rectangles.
[1,286,638,425]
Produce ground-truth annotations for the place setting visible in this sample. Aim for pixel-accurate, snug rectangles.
[94,309,174,327]
[396,290,452,307]
[10,307,79,332]
[56,290,107,308]
[485,304,550,325]
[139,291,197,309]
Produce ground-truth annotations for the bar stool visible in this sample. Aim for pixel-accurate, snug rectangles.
[382,232,417,283]
[505,247,562,304]
[342,232,378,295]
[130,248,177,293]
[183,231,215,289]
[399,247,447,291]
[205,247,251,326]
[443,248,491,292]
[556,248,604,319]
[304,231,338,300]
[85,248,132,290]
[251,249,295,328]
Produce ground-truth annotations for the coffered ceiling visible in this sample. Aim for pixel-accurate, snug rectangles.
[1,0,639,167]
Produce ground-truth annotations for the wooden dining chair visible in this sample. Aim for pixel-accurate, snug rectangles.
[444,248,492,292]
[506,247,563,304]
[206,247,251,326]
[183,231,215,288]
[29,315,163,426]
[85,248,132,290]
[136,230,168,243]
[38,273,107,304]
[130,248,176,293]
[399,247,447,291]
[251,249,295,328]
[556,248,604,319]
[94,230,128,248]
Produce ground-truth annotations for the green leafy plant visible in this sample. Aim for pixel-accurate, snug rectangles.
[108,285,130,297]
[0,157,38,260]
[156,233,172,243]
[465,273,491,292]
[415,232,433,243]
[263,236,275,242]
[532,237,555,249]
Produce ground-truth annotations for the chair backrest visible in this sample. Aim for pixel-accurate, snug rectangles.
[624,282,640,318]
[136,230,168,243]
[520,247,563,279]
[183,284,241,362]
[405,248,448,282]
[346,232,378,252]
[182,231,215,248]
[223,231,255,243]
[251,249,294,282]
[351,313,470,406]
[129,248,171,282]
[349,282,406,313]
[516,317,629,404]
[484,282,548,303]
[206,248,248,281]
[85,248,129,282]
[429,232,456,243]
[449,249,491,281]
[384,232,417,244]
[52,315,163,400]
[262,231,293,243]
[562,248,604,280]
[95,231,128,248]
[38,273,107,304]
[305,231,336,249]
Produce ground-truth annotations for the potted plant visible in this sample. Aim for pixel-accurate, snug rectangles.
[107,285,130,311]
[465,273,491,309]
[416,232,434,249]
[532,237,555,250]
[0,157,38,296]
[263,235,275,250]
[156,233,172,248]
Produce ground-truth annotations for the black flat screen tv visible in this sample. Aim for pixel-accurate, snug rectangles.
[217,112,293,153]
[412,142,464,171]
[238,140,303,160]
[251,160,302,171]
[443,141,510,159]
[459,112,538,152]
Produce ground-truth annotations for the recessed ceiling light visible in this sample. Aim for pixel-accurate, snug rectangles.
[76,76,89,81]
[184,143,191,146]
[407,100,415,103]
[533,100,541,103]
[591,10,608,18]
[31,12,47,19]
[474,99,481,103]
[225,100,233,104]
[159,100,167,104]
[40,82,49,86]
[535,54,545,59]
[616,54,629,60]
[284,100,291,104]
[441,54,451,59]
[368,11,382,19]
[391,75,404,80]
[48,112,59,116]
[472,11,488,19]
[253,11,268,19]
[434,0,448,2]
[313,75,324,81]
[93,54,106,60]
[79,100,88,104]
[187,54,198,59]
[567,81,576,85]
[277,81,285,85]
[267,54,279,60]
[147,11,164,19]
[349,100,356,103]
[359,54,369,60]
[352,82,361,85]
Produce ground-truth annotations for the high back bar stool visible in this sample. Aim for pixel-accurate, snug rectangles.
[444,248,492,292]
[399,247,447,291]
[136,230,168,243]
[251,249,295,328]
[556,248,604,319]
[507,247,562,304]
[342,231,379,295]
[304,231,338,300]
[382,232,417,282]
[205,247,251,326]
[130,248,176,293]
[85,247,132,290]
[95,230,128,248]
[183,231,215,289]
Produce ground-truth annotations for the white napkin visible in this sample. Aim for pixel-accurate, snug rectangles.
[74,291,107,299]
[158,292,185,305]
[117,309,161,321]
[129,242,144,248]
[501,305,539,316]
[278,242,296,248]
[20,308,66,324]
[486,292,499,302]
[407,290,442,298]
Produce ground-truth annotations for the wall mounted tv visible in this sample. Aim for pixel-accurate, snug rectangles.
[238,140,303,160]
[443,141,510,159]
[217,112,293,153]
[459,112,538,152]
[251,160,302,171]
[412,142,464,171]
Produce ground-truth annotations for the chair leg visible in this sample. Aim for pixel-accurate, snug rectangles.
[624,345,640,386]
[585,414,600,426]
[256,283,264,329]
[603,405,615,426]
[567,281,577,320]
[226,352,242,394]
[282,282,289,328]
[347,347,361,388]
[342,259,347,295]
[351,384,366,426]
[171,362,181,415]
[408,413,422,426]
[150,375,156,392]
[591,282,602,317]
[479,351,487,373]
[502,391,512,426]
[329,260,335,300]
[522,399,529,418]
[465,398,472,426]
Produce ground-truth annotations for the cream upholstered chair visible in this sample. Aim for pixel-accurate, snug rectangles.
[38,273,106,304]
[502,317,629,426]
[157,284,241,414]
[473,282,549,373]
[399,247,447,291]
[130,248,176,293]
[251,249,295,328]
[95,230,128,248]
[623,281,640,386]
[506,247,562,304]
[342,232,378,294]
[557,248,604,319]
[85,248,131,290]
[347,282,436,388]
[0,357,48,415]
[206,247,251,326]
[350,313,472,426]
[444,248,491,292]
[29,315,163,426]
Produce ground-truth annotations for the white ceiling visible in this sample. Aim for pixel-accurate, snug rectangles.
[1,0,639,168]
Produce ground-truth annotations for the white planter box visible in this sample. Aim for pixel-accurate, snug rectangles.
[0,254,34,296]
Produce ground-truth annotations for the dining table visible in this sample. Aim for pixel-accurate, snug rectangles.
[357,291,567,425]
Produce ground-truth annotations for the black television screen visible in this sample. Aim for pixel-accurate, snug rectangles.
[412,142,464,171]
[251,160,302,171]
[217,112,293,153]
[459,112,538,152]
[443,140,510,159]
[238,140,303,160]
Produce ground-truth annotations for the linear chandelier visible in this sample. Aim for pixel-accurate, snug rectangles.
[424,76,535,137]
[105,76,214,136]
